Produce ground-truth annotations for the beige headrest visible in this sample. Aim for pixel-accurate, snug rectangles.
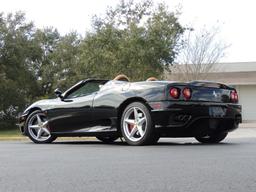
[113,74,130,82]
[146,77,158,81]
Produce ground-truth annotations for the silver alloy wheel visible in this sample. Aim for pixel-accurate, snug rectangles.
[123,107,147,142]
[28,113,51,142]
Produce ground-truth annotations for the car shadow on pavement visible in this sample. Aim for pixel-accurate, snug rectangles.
[52,140,127,145]
[45,140,239,146]
[155,141,238,146]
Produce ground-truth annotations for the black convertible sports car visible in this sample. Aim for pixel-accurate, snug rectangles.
[18,75,242,145]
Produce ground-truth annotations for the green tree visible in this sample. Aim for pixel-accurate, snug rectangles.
[78,0,184,81]
[32,29,81,96]
[51,32,82,91]
[32,27,61,96]
[0,12,39,128]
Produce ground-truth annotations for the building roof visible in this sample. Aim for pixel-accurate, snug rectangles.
[214,61,256,73]
[199,71,256,85]
[168,62,256,85]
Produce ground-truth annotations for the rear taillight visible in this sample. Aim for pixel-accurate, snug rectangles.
[182,87,192,100]
[230,90,238,103]
[169,87,180,99]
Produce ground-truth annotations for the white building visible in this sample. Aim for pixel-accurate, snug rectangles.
[168,62,256,122]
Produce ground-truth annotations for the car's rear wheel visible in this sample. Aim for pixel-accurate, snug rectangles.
[96,135,119,143]
[25,110,57,144]
[121,102,155,146]
[195,132,228,144]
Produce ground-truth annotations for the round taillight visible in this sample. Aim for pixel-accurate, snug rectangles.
[230,90,238,103]
[169,87,180,99]
[182,87,192,100]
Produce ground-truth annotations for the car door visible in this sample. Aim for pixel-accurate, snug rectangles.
[48,81,102,133]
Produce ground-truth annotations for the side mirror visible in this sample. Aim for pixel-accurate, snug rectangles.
[54,88,63,99]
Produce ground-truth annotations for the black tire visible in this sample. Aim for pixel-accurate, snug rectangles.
[121,102,155,146]
[25,110,57,144]
[96,135,119,143]
[195,132,228,144]
[150,134,160,144]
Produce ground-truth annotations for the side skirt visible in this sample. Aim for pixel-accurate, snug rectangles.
[51,125,119,137]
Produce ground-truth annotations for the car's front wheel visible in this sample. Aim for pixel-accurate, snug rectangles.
[25,110,57,144]
[121,102,155,146]
[195,132,228,144]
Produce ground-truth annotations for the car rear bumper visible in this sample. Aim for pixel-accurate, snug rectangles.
[148,101,242,137]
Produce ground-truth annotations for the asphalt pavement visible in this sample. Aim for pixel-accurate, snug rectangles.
[0,128,256,192]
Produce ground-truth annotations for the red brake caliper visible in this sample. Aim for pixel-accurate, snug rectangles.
[128,123,135,133]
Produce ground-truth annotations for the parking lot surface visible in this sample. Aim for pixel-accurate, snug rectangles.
[0,128,256,192]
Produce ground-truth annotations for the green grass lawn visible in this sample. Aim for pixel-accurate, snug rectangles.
[0,129,23,139]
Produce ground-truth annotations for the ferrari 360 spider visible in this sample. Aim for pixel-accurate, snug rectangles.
[17,75,242,145]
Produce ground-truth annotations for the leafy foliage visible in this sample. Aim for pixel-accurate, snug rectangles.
[80,0,184,80]
[0,12,40,128]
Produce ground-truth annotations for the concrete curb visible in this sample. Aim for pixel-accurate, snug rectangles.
[239,123,256,128]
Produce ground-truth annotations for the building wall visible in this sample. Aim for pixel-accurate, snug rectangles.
[235,85,256,121]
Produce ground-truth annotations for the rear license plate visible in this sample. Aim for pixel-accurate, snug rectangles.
[209,106,226,117]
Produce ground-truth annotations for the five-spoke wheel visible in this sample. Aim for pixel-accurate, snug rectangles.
[121,102,156,145]
[25,110,57,143]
